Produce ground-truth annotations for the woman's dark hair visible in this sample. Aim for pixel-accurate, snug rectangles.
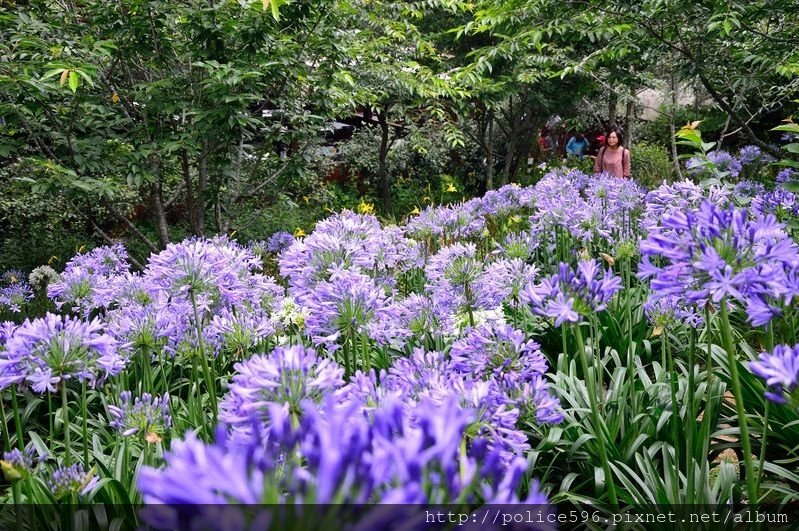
[576,133,585,141]
[605,127,624,147]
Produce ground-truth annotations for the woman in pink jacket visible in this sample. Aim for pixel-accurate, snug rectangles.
[593,128,631,178]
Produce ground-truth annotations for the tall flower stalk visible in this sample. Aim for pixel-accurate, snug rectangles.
[719,299,757,504]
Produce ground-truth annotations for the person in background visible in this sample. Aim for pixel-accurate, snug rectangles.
[565,133,590,159]
[589,134,605,158]
[593,128,630,178]
[537,129,552,160]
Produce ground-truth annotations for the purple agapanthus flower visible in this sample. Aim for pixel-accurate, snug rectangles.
[0,270,26,286]
[367,294,455,350]
[1,447,43,480]
[707,150,743,179]
[642,180,730,235]
[522,260,622,326]
[425,243,489,314]
[639,201,799,326]
[739,145,763,166]
[204,308,275,358]
[643,295,704,329]
[0,313,123,392]
[749,344,799,405]
[777,168,797,185]
[266,231,295,254]
[449,323,547,382]
[219,345,345,442]
[0,282,34,313]
[109,391,172,439]
[143,237,264,311]
[138,394,550,511]
[751,189,799,219]
[475,259,539,309]
[734,180,766,198]
[302,267,392,351]
[47,464,99,500]
[47,244,131,314]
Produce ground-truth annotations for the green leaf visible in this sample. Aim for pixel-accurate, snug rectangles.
[41,68,66,80]
[772,123,799,134]
[68,70,79,92]
[782,142,799,154]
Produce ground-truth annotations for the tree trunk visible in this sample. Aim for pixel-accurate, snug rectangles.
[196,141,209,236]
[485,109,495,191]
[608,92,619,128]
[377,112,392,213]
[669,70,684,180]
[150,182,170,247]
[624,98,635,147]
[180,150,198,234]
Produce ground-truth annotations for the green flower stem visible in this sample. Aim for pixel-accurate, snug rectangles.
[757,322,775,494]
[342,335,353,379]
[699,306,714,505]
[13,482,22,530]
[48,392,54,450]
[82,381,88,467]
[573,323,618,506]
[664,331,681,471]
[61,383,71,467]
[361,331,370,374]
[719,300,757,505]
[0,392,10,452]
[190,291,217,424]
[10,387,23,451]
[686,327,697,503]
[623,258,637,414]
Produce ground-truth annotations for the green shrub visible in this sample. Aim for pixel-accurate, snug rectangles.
[632,141,673,187]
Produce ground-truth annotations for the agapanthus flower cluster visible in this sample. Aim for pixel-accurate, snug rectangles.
[368,294,455,349]
[522,260,622,326]
[639,201,799,326]
[642,180,730,235]
[777,168,797,185]
[749,344,799,406]
[280,211,415,297]
[739,145,771,166]
[47,244,130,314]
[734,180,766,198]
[139,395,549,518]
[0,313,123,393]
[404,203,486,242]
[1,447,43,481]
[425,243,489,314]
[0,281,33,313]
[479,183,535,218]
[109,391,172,440]
[143,237,267,311]
[449,324,547,382]
[709,150,743,178]
[475,258,539,309]
[219,345,345,443]
[302,268,392,351]
[1,269,25,285]
[204,308,275,358]
[46,464,98,500]
[266,231,295,253]
[643,295,704,330]
[751,189,799,219]
[529,171,645,247]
